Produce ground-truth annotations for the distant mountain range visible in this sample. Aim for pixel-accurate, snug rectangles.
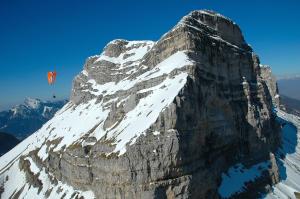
[277,74,300,80]
[277,76,300,115]
[280,95,300,117]
[0,98,67,140]
[277,76,300,100]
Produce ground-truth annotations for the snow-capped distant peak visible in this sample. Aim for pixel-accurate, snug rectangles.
[24,97,42,109]
[0,98,68,139]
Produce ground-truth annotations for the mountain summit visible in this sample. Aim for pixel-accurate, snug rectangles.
[0,10,298,199]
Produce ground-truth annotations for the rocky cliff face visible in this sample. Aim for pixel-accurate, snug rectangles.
[260,66,280,107]
[0,10,281,199]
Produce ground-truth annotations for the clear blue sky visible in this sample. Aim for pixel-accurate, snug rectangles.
[0,0,299,110]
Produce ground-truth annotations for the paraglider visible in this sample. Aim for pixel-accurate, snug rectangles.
[47,71,56,84]
[47,71,57,98]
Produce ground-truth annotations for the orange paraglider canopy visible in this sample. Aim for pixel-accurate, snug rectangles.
[47,71,57,85]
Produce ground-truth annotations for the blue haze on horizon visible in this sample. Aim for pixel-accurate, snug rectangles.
[0,0,299,110]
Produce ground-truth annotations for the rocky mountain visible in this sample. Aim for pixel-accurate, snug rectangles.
[0,98,67,139]
[0,132,19,157]
[0,10,299,199]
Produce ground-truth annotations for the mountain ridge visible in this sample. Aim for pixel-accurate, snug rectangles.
[0,10,295,199]
[280,95,300,117]
[0,98,67,139]
[277,77,300,100]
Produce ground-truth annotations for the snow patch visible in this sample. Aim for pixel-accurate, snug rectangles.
[219,161,271,198]
[264,110,300,199]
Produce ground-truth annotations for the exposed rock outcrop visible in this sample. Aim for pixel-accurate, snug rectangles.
[260,65,280,107]
[0,10,282,199]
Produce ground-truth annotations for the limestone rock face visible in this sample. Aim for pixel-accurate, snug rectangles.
[260,65,280,107]
[0,10,281,199]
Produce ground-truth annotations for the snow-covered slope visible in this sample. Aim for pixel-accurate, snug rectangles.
[0,46,192,161]
[264,110,300,199]
[0,98,67,139]
[0,40,194,198]
[218,110,300,199]
[0,10,289,199]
